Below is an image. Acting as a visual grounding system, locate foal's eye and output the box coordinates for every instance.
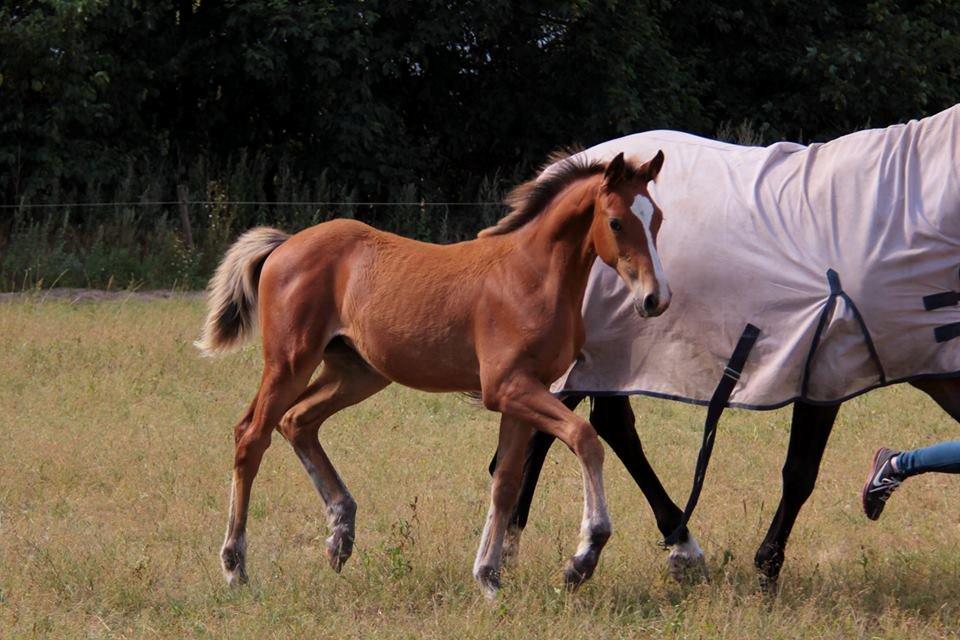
[609,218,623,232]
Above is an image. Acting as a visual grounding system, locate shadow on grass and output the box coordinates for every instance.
[588,547,960,627]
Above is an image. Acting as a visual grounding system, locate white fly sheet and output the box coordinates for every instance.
[551,105,960,408]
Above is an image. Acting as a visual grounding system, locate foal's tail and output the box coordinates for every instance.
[195,227,290,356]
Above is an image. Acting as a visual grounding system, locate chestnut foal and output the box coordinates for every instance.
[196,151,670,596]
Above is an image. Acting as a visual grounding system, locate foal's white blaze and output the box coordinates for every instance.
[630,192,655,227]
[629,194,669,298]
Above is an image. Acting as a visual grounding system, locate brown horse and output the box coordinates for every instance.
[196,150,669,596]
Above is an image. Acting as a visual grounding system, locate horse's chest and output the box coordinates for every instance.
[524,303,585,382]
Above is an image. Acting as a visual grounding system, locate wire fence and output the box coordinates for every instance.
[0,200,502,209]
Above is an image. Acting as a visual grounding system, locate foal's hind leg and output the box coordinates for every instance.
[222,366,313,586]
[278,341,390,572]
[473,418,533,597]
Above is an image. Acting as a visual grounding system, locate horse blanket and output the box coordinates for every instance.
[551,104,960,408]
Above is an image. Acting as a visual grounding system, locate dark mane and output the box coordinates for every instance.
[478,148,606,238]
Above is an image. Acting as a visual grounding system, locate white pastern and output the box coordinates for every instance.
[629,194,668,294]
[220,474,242,579]
[574,476,611,558]
[472,505,497,576]
[575,518,594,557]
[472,504,502,599]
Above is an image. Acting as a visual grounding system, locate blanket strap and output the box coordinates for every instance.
[923,265,960,311]
[923,291,959,311]
[925,266,960,341]
[663,323,760,547]
[934,322,960,343]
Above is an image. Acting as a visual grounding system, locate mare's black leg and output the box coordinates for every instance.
[588,396,685,540]
[911,377,960,420]
[590,395,705,580]
[754,400,839,590]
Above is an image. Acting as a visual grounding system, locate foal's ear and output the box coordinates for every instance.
[603,152,627,188]
[644,150,665,182]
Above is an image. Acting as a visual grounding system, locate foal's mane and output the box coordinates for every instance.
[479,149,614,238]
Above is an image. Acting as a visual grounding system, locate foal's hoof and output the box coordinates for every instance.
[325,530,354,573]
[563,551,599,590]
[220,547,248,587]
[474,565,501,600]
[667,537,707,584]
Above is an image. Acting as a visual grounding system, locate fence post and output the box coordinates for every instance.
[177,184,194,249]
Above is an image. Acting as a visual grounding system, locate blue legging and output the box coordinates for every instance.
[897,440,960,477]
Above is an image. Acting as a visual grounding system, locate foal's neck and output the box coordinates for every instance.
[515,176,601,301]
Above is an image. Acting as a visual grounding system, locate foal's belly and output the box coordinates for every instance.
[343,328,482,392]
[338,289,483,392]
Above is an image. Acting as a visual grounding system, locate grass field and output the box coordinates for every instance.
[3,297,960,638]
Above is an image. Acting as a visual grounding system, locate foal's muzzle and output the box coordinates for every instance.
[634,289,671,318]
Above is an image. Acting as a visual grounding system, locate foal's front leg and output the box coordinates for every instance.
[483,376,612,590]
[491,396,581,567]
[492,395,703,581]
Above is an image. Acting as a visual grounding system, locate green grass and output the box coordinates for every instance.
[2,298,960,638]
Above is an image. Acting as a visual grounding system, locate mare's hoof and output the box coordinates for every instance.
[475,565,501,600]
[667,553,707,584]
[758,572,779,596]
[754,545,783,596]
[666,538,707,584]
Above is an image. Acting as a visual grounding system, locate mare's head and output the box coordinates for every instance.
[591,151,670,317]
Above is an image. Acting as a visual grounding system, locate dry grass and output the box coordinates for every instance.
[2,298,960,638]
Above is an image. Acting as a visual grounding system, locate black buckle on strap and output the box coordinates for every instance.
[722,366,741,381]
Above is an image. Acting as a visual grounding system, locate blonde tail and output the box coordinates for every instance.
[194,227,290,356]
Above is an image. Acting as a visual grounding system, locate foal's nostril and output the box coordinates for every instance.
[643,293,659,315]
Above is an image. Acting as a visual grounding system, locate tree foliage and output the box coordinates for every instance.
[2,0,960,215]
